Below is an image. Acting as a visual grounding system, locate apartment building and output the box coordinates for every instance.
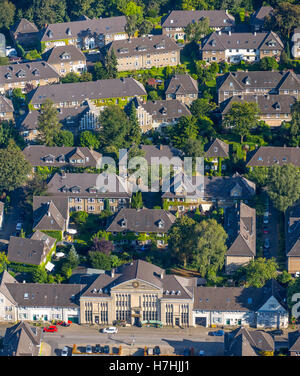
[285,203,300,275]
[40,16,128,51]
[250,6,274,32]
[165,74,198,105]
[45,45,87,76]
[162,10,235,41]
[292,28,300,59]
[201,31,283,64]
[10,18,40,49]
[247,146,300,168]
[0,61,60,95]
[107,35,180,72]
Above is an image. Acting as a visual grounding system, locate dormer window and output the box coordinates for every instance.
[155,43,165,50]
[137,45,147,52]
[43,154,55,163]
[71,186,81,193]
[47,30,53,38]
[61,53,70,60]
[17,70,26,78]
[57,155,65,163]
[158,219,164,228]
[5,72,12,79]
[229,82,233,88]
[118,48,129,54]
[121,219,127,228]
[24,293,29,299]
[66,28,72,36]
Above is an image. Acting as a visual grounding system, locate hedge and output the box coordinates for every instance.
[41,230,62,241]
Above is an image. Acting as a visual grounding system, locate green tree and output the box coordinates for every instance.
[80,71,93,82]
[93,61,107,80]
[105,49,118,79]
[79,130,100,149]
[89,251,112,270]
[53,130,74,147]
[168,115,198,150]
[0,140,31,193]
[265,3,300,40]
[277,270,293,285]
[223,102,259,143]
[131,191,143,209]
[125,14,139,38]
[127,101,141,146]
[139,19,153,35]
[11,88,25,111]
[0,1,15,28]
[32,266,48,283]
[266,164,300,212]
[67,245,79,269]
[0,252,9,273]
[72,210,88,225]
[37,99,62,146]
[190,98,216,119]
[61,72,80,83]
[243,258,278,288]
[259,57,279,71]
[245,167,269,188]
[61,263,72,279]
[185,17,210,42]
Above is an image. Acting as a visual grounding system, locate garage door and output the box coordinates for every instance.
[195,317,207,326]
[68,316,79,323]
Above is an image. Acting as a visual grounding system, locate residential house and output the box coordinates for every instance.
[0,33,6,57]
[138,144,183,166]
[247,146,300,169]
[7,231,56,267]
[28,77,147,110]
[193,279,288,328]
[289,330,300,356]
[201,31,284,64]
[9,18,40,49]
[165,74,198,105]
[3,321,42,356]
[106,208,176,248]
[0,95,14,121]
[224,327,274,356]
[162,172,256,213]
[32,197,69,235]
[0,271,17,322]
[162,10,235,42]
[292,28,300,59]
[44,45,87,76]
[23,145,102,169]
[220,94,296,127]
[0,201,4,229]
[225,202,256,273]
[285,203,300,275]
[134,98,191,132]
[40,16,128,51]
[217,70,300,104]
[204,138,230,172]
[46,172,131,213]
[0,61,60,95]
[250,6,274,32]
[106,35,180,72]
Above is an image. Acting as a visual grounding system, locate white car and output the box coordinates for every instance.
[86,345,92,354]
[102,327,118,334]
[16,223,22,231]
[61,346,68,356]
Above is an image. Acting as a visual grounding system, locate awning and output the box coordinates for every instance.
[45,261,55,272]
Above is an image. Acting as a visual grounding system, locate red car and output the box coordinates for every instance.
[263,227,269,234]
[43,325,57,333]
[55,321,64,326]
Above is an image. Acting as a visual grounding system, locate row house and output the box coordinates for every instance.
[201,31,283,64]
[292,28,300,59]
[23,145,102,169]
[28,77,147,110]
[165,74,198,106]
[106,208,176,248]
[46,172,131,214]
[9,18,40,49]
[106,35,180,72]
[285,203,300,275]
[225,202,256,274]
[0,95,14,121]
[40,16,128,51]
[250,6,274,32]
[161,10,235,42]
[44,45,87,76]
[289,330,300,356]
[247,146,300,169]
[217,70,300,104]
[220,94,297,127]
[0,61,60,95]
[134,97,191,132]
[204,138,230,172]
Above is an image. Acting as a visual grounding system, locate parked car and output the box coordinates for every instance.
[183,348,190,356]
[264,238,270,249]
[43,325,57,333]
[209,330,224,336]
[102,345,109,354]
[61,322,70,327]
[16,222,22,231]
[102,327,118,334]
[198,350,205,356]
[154,346,161,355]
[86,345,92,354]
[61,346,69,356]
[55,321,64,326]
[147,347,154,355]
[263,226,269,234]
[94,344,101,353]
[263,213,269,224]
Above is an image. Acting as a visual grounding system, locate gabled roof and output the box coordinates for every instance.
[3,321,42,356]
[247,146,300,167]
[137,99,191,121]
[289,330,300,352]
[285,203,300,257]
[106,208,176,233]
[0,270,17,305]
[165,74,198,96]
[45,45,86,64]
[204,138,229,158]
[10,18,39,34]
[250,6,274,27]
[0,95,13,112]
[33,200,66,232]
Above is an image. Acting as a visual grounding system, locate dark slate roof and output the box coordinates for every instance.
[0,271,18,305]
[138,99,191,121]
[33,199,67,232]
[285,203,300,257]
[47,172,131,198]
[44,45,86,64]
[162,10,235,29]
[29,77,147,105]
[106,208,176,233]
[165,74,198,96]
[23,145,102,168]
[139,144,183,165]
[247,146,300,167]
[202,31,283,52]
[7,231,56,265]
[225,327,274,356]
[81,259,196,299]
[10,18,39,34]
[33,196,69,221]
[288,330,300,352]
[3,321,42,356]
[220,94,296,116]
[108,35,180,58]
[5,282,86,307]
[41,16,127,42]
[225,202,256,257]
[0,61,59,85]
[204,138,229,158]
[250,6,274,27]
[0,95,13,112]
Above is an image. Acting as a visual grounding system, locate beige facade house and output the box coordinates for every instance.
[10,18,40,49]
[292,28,300,59]
[107,35,180,72]
[286,203,300,275]
[0,95,14,121]
[45,45,87,76]
[165,74,198,105]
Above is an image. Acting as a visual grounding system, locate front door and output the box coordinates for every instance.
[134,317,140,326]
[175,318,180,326]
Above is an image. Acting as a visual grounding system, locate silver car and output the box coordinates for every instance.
[61,346,68,356]
[86,345,92,354]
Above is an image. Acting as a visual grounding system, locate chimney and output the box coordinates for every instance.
[159,144,163,150]
[228,31,231,36]
[111,268,115,278]
[160,272,164,279]
[254,32,256,36]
